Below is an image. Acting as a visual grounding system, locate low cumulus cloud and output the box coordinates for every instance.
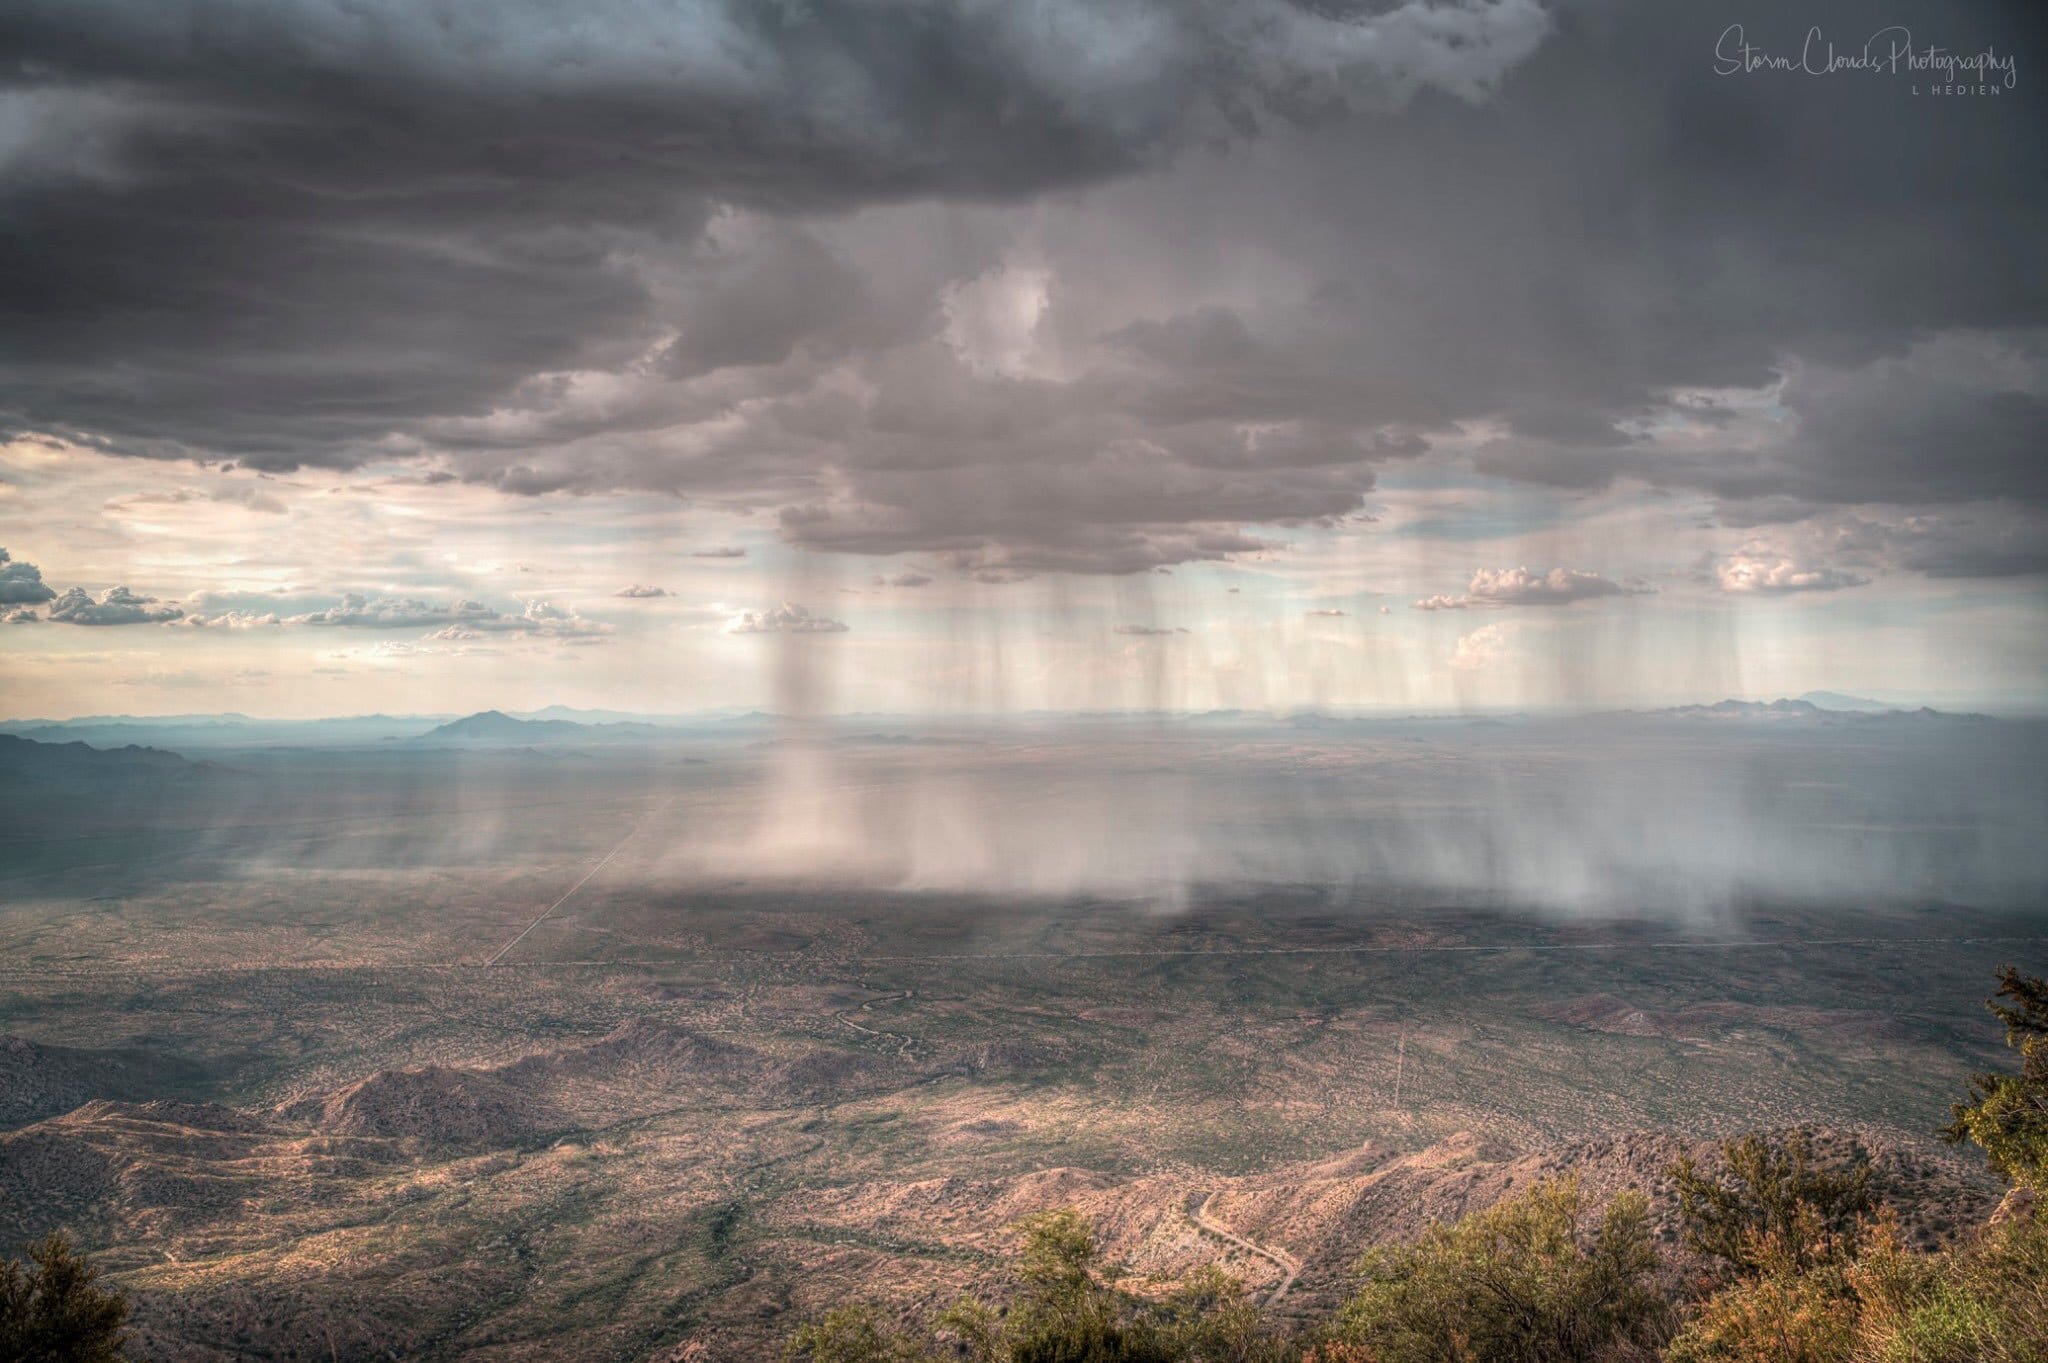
[1415,567,1645,611]
[1113,624,1187,636]
[0,549,57,605]
[503,600,612,639]
[290,595,504,629]
[689,547,748,559]
[1451,620,1522,671]
[614,584,670,598]
[175,610,283,629]
[288,592,610,638]
[1715,555,1868,595]
[46,585,184,625]
[724,603,848,634]
[103,485,288,515]
[1306,608,1347,617]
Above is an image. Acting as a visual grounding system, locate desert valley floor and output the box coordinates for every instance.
[3,716,2043,1360]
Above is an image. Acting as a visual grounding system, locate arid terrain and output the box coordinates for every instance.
[2,711,2043,1360]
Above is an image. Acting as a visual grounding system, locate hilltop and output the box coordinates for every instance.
[0,732,199,780]
[415,709,662,743]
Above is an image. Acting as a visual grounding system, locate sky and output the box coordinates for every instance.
[1,0,2044,718]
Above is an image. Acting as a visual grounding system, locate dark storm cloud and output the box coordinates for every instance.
[1474,335,2048,509]
[45,585,184,625]
[0,549,57,605]
[1885,522,2048,581]
[1,0,2044,575]
[0,0,1546,464]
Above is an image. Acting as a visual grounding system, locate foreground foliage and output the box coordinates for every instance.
[788,969,2048,1363]
[1326,1175,1671,1363]
[0,1235,132,1363]
[1667,1203,2047,1363]
[1943,965,2048,1193]
[1670,1131,1874,1278]
[782,1208,1291,1363]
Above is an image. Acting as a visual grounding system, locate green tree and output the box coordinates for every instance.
[0,1235,132,1363]
[782,1304,935,1363]
[783,1208,1257,1363]
[1942,966,2048,1192]
[1004,1209,1178,1363]
[1157,1266,1290,1363]
[1325,1174,1671,1363]
[1670,1131,1874,1277]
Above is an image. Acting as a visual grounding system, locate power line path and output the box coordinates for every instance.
[483,795,675,966]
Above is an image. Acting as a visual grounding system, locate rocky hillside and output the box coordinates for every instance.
[0,1035,207,1128]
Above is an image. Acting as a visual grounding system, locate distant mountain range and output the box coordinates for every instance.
[1630,698,1984,722]
[0,732,201,780]
[0,697,2016,756]
[0,705,772,749]
[415,710,663,743]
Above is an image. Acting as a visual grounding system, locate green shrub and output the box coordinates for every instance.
[1325,1175,1671,1363]
[0,1235,133,1363]
[1670,1131,1874,1277]
[782,1304,936,1363]
[783,1209,1291,1363]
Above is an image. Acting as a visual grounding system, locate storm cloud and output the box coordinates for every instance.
[46,585,183,625]
[0,550,57,606]
[0,0,2042,576]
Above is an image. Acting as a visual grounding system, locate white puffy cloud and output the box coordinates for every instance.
[1450,620,1522,671]
[724,602,848,634]
[290,594,503,629]
[1715,555,1868,595]
[1415,567,1646,611]
[506,600,611,639]
[614,584,670,598]
[286,592,610,638]
[174,609,283,629]
[46,585,183,625]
